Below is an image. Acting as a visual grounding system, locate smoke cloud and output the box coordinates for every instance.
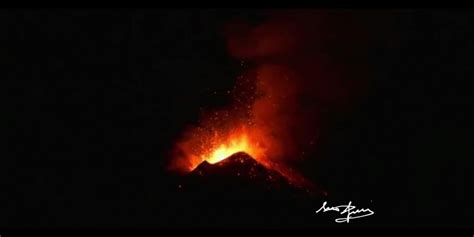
[225,10,373,166]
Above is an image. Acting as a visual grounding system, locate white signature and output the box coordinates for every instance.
[315,201,374,223]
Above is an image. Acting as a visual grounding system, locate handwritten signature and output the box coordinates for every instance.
[315,201,374,223]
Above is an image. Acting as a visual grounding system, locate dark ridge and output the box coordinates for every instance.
[182,152,316,200]
[167,152,331,227]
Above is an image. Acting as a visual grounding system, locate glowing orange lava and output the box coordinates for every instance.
[172,121,312,188]
[204,133,253,164]
[182,125,267,171]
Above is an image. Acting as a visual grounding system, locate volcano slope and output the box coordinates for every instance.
[168,152,332,227]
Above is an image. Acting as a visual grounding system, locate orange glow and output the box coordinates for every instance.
[177,124,268,171]
[170,120,311,187]
[205,133,253,164]
[169,66,313,187]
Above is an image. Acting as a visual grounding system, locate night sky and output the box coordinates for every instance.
[3,9,473,228]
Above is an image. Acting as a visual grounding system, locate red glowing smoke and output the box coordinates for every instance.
[224,10,371,166]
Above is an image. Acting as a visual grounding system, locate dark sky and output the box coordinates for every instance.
[3,9,473,228]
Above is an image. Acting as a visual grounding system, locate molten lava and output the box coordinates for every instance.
[181,125,268,172]
[204,133,253,164]
[172,120,313,189]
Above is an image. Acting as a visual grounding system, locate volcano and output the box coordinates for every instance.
[170,152,329,227]
[178,152,321,201]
